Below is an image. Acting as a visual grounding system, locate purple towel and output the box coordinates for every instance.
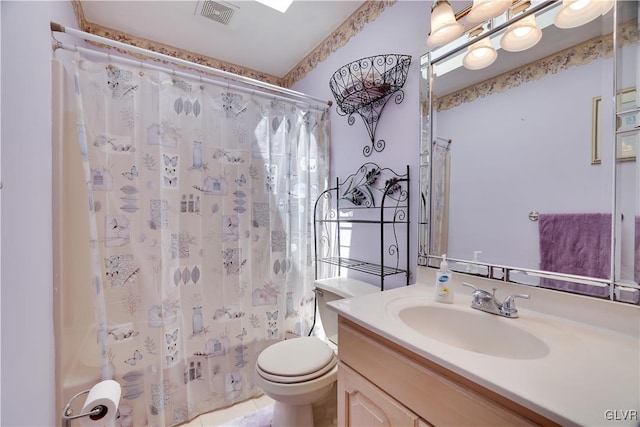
[538,213,611,297]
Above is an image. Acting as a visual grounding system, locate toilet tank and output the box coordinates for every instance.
[314,277,377,344]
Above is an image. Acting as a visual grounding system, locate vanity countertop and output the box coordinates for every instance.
[328,283,640,426]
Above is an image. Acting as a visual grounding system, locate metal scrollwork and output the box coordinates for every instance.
[329,54,412,157]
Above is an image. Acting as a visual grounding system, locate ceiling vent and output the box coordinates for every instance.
[198,0,236,25]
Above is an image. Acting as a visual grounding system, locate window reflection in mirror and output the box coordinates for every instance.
[419,0,639,304]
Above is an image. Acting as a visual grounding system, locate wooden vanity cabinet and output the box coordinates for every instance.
[339,362,428,427]
[337,317,558,427]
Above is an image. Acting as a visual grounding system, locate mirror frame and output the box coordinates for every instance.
[418,0,639,304]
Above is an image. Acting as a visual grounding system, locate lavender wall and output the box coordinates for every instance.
[438,58,614,269]
[292,1,431,287]
[1,1,78,425]
[0,1,630,425]
[436,46,637,279]
[293,1,637,285]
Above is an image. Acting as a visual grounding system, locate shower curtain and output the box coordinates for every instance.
[71,52,330,426]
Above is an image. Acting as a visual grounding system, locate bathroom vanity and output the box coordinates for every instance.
[337,319,550,426]
[328,269,640,426]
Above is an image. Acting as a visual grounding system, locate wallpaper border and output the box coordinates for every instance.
[280,0,396,88]
[71,0,396,89]
[435,20,639,112]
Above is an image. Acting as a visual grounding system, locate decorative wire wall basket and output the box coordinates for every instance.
[329,54,411,156]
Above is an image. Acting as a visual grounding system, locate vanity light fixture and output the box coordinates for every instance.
[500,1,542,52]
[463,28,498,70]
[427,0,464,48]
[466,0,513,24]
[554,0,613,29]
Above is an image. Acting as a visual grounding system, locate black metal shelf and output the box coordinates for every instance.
[314,162,410,291]
[317,257,408,277]
[319,219,408,225]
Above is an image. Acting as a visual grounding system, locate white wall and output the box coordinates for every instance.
[292,0,431,287]
[1,2,78,425]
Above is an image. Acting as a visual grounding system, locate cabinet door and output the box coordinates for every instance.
[338,362,425,427]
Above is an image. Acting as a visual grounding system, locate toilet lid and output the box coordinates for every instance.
[257,337,336,380]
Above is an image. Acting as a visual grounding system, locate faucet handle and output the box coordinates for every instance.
[462,282,479,291]
[462,282,495,307]
[502,293,530,315]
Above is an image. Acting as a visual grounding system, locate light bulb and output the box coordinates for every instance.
[463,37,497,70]
[467,0,512,24]
[569,0,591,12]
[501,14,542,52]
[427,0,464,48]
[554,0,605,29]
[513,26,532,38]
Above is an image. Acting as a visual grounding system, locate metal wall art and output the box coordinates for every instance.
[329,54,411,157]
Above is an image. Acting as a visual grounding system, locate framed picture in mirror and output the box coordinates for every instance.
[592,87,637,164]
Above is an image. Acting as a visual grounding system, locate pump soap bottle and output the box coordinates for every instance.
[434,254,454,303]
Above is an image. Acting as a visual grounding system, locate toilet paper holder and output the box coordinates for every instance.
[61,389,110,427]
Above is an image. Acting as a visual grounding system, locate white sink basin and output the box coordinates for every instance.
[395,304,549,360]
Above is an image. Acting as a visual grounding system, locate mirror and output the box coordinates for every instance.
[419,1,639,303]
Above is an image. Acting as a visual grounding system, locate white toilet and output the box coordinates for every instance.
[255,277,377,427]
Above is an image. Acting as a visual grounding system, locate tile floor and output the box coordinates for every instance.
[178,389,338,427]
[179,394,274,427]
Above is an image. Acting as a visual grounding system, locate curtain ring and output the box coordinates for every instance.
[139,61,144,77]
[199,76,204,90]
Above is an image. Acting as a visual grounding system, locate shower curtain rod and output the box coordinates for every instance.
[50,21,332,110]
[54,42,329,112]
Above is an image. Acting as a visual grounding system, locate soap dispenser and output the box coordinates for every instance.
[434,254,454,304]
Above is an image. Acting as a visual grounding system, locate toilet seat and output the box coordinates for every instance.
[256,337,337,384]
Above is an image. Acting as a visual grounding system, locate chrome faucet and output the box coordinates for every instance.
[462,282,530,318]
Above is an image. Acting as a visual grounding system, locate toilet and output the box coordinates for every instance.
[255,277,378,426]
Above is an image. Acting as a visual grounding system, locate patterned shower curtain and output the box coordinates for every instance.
[71,53,330,426]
